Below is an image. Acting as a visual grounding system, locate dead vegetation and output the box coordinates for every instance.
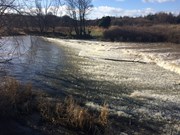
[103,25,180,43]
[0,77,109,134]
[38,95,109,134]
[0,77,33,117]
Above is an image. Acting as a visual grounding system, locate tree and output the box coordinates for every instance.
[0,0,18,15]
[22,0,62,33]
[0,0,19,34]
[98,16,111,28]
[65,0,93,38]
[0,0,24,63]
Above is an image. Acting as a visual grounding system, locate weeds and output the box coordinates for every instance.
[38,95,109,134]
[0,77,109,134]
[99,103,109,126]
[0,77,33,116]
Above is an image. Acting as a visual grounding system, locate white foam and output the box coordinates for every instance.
[122,49,180,75]
[46,38,180,75]
[130,90,180,103]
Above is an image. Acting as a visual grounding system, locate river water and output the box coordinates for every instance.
[0,36,180,134]
[0,36,73,96]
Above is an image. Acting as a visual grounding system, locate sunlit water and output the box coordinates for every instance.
[0,36,72,96]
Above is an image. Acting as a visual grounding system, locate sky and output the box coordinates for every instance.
[88,0,180,19]
[17,0,180,19]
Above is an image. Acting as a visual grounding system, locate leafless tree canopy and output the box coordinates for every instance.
[65,0,93,37]
[0,0,18,31]
[22,0,62,33]
[0,0,17,14]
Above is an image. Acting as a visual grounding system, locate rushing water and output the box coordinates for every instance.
[0,36,180,134]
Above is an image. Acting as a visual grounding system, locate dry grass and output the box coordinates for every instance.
[99,103,109,126]
[88,26,104,38]
[0,77,109,134]
[38,95,109,134]
[0,77,33,117]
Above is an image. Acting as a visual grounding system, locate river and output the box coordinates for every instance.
[0,36,180,134]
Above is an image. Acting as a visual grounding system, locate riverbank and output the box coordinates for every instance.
[47,37,180,134]
[0,77,109,135]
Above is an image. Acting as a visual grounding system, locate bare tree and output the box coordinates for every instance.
[0,0,17,15]
[22,0,62,33]
[0,0,19,35]
[65,0,93,37]
[0,0,29,63]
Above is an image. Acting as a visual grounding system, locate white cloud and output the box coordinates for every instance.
[49,5,156,19]
[89,6,155,19]
[142,0,176,3]
[22,5,176,19]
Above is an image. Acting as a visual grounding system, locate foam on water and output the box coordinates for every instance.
[122,49,180,75]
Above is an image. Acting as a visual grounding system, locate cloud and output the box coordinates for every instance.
[53,5,156,19]
[142,0,176,3]
[89,6,155,19]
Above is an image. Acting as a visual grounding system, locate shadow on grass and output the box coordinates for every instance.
[0,77,110,135]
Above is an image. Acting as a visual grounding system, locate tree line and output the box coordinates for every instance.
[0,0,180,38]
[0,0,93,38]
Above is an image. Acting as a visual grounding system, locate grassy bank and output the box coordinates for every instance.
[0,77,109,135]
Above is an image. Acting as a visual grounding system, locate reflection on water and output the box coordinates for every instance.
[0,36,69,95]
[0,36,131,101]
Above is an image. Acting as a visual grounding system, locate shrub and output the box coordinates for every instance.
[103,26,167,42]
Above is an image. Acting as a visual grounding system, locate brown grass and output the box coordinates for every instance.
[38,95,109,134]
[0,77,109,134]
[0,77,33,116]
[99,103,109,126]
[88,26,104,38]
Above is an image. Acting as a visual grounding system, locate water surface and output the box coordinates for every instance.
[1,36,180,134]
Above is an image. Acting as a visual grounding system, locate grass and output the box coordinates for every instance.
[0,77,33,117]
[87,26,104,39]
[38,95,109,134]
[0,77,109,134]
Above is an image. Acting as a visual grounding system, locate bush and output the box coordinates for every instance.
[103,26,166,42]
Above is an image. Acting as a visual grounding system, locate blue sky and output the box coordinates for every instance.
[89,0,180,18]
[20,0,180,19]
[93,0,179,11]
